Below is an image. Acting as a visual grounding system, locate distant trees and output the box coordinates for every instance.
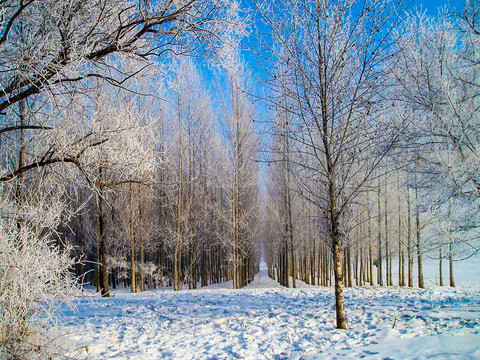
[392,3,480,286]
[219,64,260,288]
[165,57,212,291]
[163,56,236,291]
[264,101,299,288]
[217,6,261,288]
[59,1,261,296]
[65,45,260,297]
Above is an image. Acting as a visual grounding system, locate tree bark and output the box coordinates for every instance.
[174,112,184,291]
[415,188,424,289]
[367,192,374,285]
[398,176,404,286]
[439,248,443,286]
[129,183,136,293]
[378,182,383,286]
[449,246,455,287]
[347,247,352,288]
[97,171,110,297]
[329,172,347,329]
[333,238,347,329]
[384,184,390,286]
[407,188,413,287]
[15,100,26,249]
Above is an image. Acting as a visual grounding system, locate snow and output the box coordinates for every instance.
[60,262,480,359]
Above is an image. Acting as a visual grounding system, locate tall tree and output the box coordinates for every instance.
[257,0,405,329]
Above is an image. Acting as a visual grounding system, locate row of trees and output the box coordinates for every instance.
[259,0,480,330]
[265,170,454,289]
[68,53,261,296]
[0,0,262,358]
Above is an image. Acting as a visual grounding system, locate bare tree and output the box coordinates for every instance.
[256,0,405,329]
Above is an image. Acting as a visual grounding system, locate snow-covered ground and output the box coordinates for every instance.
[60,259,480,359]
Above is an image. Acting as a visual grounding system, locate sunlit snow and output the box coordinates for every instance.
[60,257,480,359]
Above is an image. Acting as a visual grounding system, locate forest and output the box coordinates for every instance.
[1,0,479,358]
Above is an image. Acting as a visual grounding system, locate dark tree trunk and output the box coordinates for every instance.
[97,171,110,298]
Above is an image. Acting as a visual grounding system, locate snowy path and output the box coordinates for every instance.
[61,270,480,359]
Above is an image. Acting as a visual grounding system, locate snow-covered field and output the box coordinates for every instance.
[60,259,480,359]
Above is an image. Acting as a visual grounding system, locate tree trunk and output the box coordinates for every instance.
[449,246,455,287]
[329,175,347,329]
[333,238,347,329]
[95,245,100,292]
[415,188,424,289]
[310,235,316,285]
[284,244,289,287]
[139,205,145,292]
[377,182,383,286]
[400,250,405,286]
[285,157,296,288]
[276,255,280,283]
[174,110,184,292]
[397,176,404,286]
[129,183,136,293]
[439,248,443,286]
[347,247,352,288]
[99,229,109,297]
[384,185,390,286]
[359,247,363,286]
[407,188,413,287]
[368,209,374,285]
[98,180,110,297]
[140,239,145,292]
[290,246,296,288]
[15,100,26,248]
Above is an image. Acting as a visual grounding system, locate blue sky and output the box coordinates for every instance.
[417,0,464,15]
